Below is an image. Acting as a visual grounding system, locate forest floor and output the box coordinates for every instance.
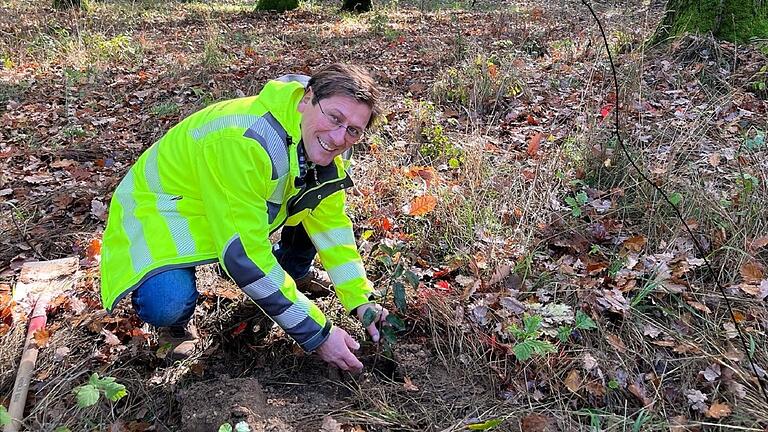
[1,0,768,430]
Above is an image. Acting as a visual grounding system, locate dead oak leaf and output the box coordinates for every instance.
[404,194,437,216]
[740,260,764,283]
[705,401,732,419]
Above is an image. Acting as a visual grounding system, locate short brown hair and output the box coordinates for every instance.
[308,63,382,128]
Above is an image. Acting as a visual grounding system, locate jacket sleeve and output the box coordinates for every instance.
[197,135,331,352]
[301,188,374,314]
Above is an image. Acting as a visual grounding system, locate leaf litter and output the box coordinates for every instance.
[1,0,767,430]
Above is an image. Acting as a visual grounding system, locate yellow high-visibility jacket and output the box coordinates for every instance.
[100,79,373,351]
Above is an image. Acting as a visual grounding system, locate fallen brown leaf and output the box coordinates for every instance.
[403,376,419,392]
[705,401,732,419]
[564,369,581,393]
[520,413,556,432]
[527,132,543,157]
[605,333,627,353]
[740,260,764,283]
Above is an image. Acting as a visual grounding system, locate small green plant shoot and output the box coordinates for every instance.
[565,191,588,217]
[0,405,11,426]
[72,373,127,408]
[507,315,556,361]
[218,421,251,432]
[369,241,417,347]
[557,310,598,342]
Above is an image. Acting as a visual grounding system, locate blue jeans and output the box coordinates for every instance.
[132,224,316,327]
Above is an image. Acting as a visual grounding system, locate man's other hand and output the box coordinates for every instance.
[315,326,363,372]
[355,303,389,343]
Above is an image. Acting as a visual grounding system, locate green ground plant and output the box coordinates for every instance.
[432,53,522,115]
[507,315,555,361]
[364,242,412,352]
[72,373,127,408]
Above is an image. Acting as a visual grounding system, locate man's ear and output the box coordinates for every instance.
[298,88,313,113]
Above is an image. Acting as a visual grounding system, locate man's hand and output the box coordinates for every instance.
[355,302,389,343]
[315,326,363,372]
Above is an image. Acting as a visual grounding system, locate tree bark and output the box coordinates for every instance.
[655,0,768,42]
[341,0,372,13]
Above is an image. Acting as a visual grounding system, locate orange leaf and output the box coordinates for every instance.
[740,261,764,283]
[705,401,732,419]
[86,238,102,259]
[406,195,437,216]
[527,132,543,157]
[33,328,51,348]
[487,63,498,80]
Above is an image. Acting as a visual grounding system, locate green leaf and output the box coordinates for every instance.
[217,424,233,432]
[467,418,503,430]
[745,133,765,150]
[565,196,577,207]
[377,255,393,267]
[0,405,11,426]
[53,427,71,432]
[576,191,588,205]
[74,384,100,408]
[361,229,374,241]
[608,379,620,390]
[393,281,407,312]
[448,157,460,169]
[379,244,396,257]
[522,315,543,337]
[574,310,597,331]
[87,372,103,386]
[557,326,572,342]
[528,339,555,355]
[381,326,397,345]
[668,192,682,206]
[393,263,404,279]
[234,421,251,432]
[404,270,420,288]
[513,340,534,361]
[385,314,406,331]
[362,308,377,327]
[102,381,127,402]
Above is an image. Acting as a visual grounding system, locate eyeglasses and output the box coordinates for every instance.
[317,100,364,141]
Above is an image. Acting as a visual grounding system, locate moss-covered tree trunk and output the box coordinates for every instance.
[341,0,372,13]
[655,0,768,42]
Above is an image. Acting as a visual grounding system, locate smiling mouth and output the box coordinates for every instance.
[318,138,335,152]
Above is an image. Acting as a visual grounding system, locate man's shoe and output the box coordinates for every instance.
[295,267,333,299]
[157,323,199,360]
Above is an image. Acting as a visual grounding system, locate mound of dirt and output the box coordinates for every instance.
[179,375,294,432]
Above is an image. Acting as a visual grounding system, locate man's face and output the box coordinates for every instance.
[297,89,372,166]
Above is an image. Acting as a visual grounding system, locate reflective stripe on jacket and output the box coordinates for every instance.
[100,79,373,351]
